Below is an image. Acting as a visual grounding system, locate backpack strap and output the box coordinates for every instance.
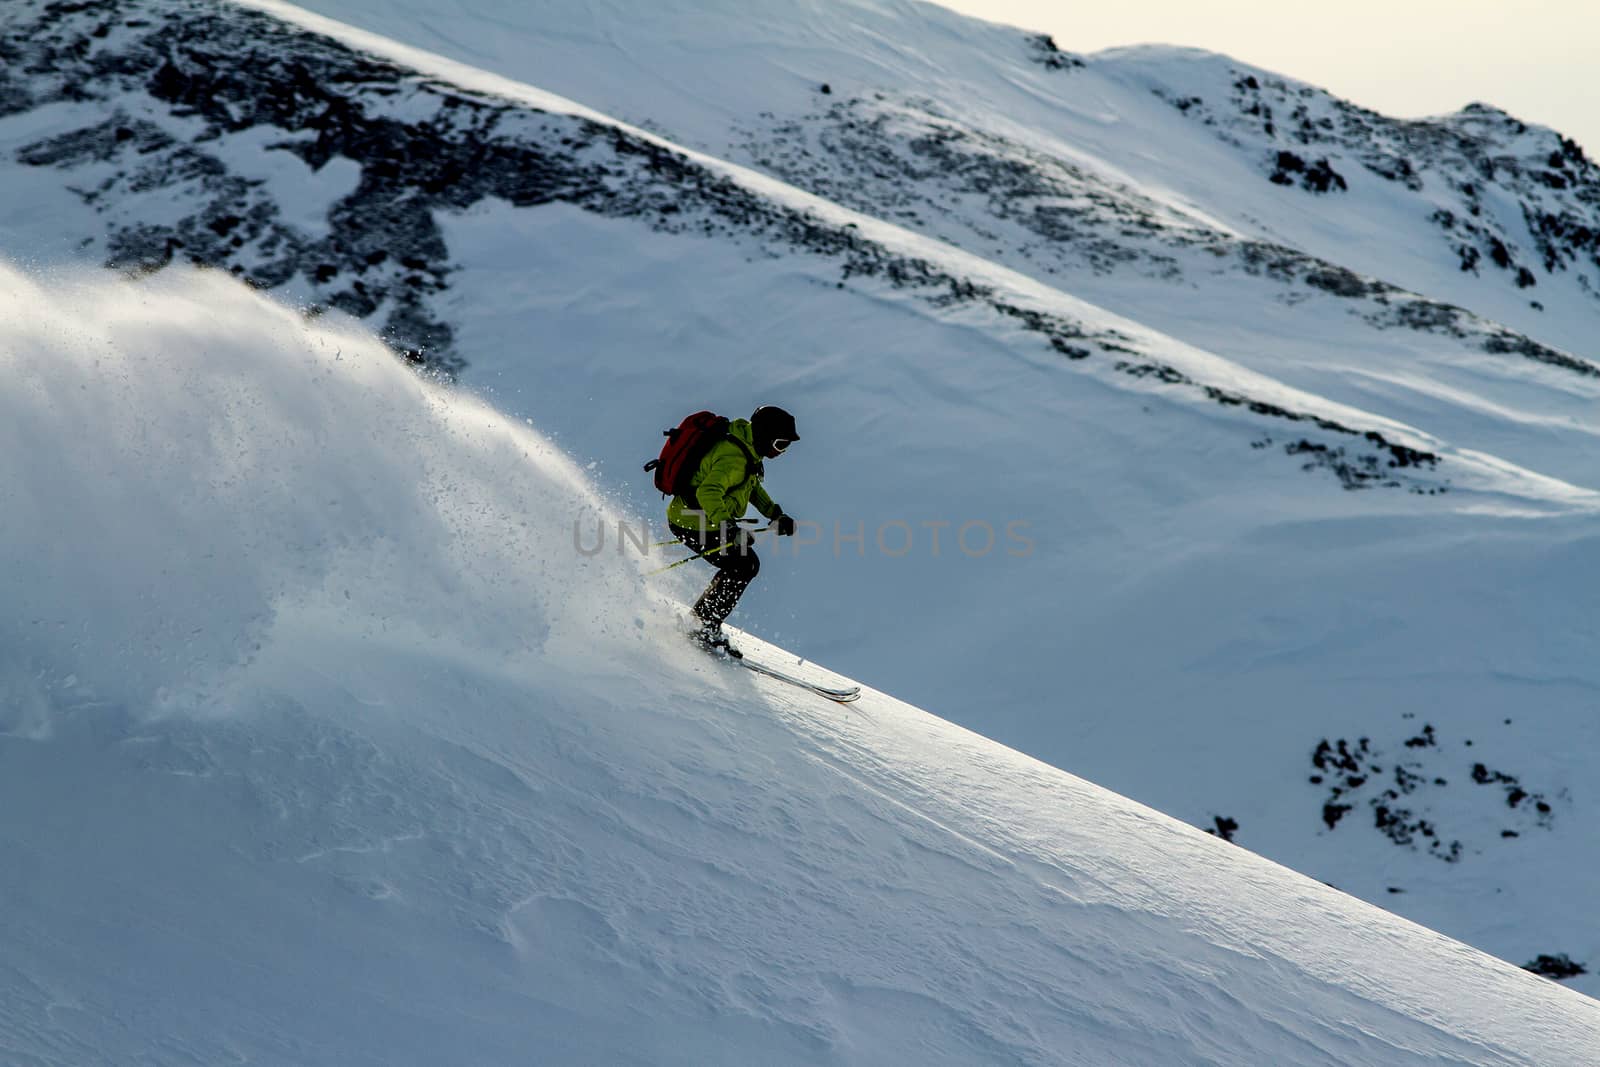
[643,428,676,473]
[726,433,764,480]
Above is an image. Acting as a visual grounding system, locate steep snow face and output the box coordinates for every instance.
[3,260,1600,1065]
[4,0,1600,1000]
[0,261,658,720]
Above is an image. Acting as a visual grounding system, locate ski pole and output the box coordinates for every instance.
[649,525,773,574]
[651,517,766,548]
[649,544,734,574]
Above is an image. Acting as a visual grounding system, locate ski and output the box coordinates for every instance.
[686,626,861,703]
[736,656,861,703]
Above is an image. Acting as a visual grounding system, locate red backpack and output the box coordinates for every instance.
[644,411,733,498]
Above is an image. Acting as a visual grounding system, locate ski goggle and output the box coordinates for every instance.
[771,438,792,454]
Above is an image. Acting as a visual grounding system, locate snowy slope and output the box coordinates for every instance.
[270,0,1600,355]
[3,261,1600,1065]
[3,0,1600,1002]
[270,0,1600,489]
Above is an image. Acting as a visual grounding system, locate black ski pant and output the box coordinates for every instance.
[670,522,760,625]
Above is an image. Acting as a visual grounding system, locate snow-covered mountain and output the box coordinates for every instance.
[5,257,1600,1065]
[4,0,1600,1041]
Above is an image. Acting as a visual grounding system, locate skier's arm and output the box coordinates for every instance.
[750,481,782,521]
[693,450,748,526]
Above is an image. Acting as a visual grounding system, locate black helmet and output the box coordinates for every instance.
[750,405,800,456]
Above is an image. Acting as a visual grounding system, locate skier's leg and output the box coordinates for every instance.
[694,545,760,623]
[670,524,759,625]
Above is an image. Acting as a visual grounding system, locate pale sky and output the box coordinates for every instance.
[937,0,1600,156]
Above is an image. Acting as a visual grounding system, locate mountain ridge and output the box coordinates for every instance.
[6,0,1595,502]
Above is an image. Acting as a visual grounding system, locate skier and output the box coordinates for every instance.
[666,405,800,655]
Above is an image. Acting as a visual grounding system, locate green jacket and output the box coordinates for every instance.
[666,418,783,529]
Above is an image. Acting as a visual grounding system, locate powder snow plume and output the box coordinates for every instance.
[0,259,679,731]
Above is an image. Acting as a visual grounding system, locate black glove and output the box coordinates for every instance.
[774,513,797,537]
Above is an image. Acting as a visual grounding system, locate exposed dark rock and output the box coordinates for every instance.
[1310,726,1556,861]
[1404,725,1436,748]
[16,114,172,165]
[1027,34,1083,72]
[1284,438,1438,491]
[1487,236,1514,270]
[1156,60,1600,316]
[1470,762,1554,822]
[1524,954,1587,981]
[1269,151,1348,193]
[1304,267,1369,297]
